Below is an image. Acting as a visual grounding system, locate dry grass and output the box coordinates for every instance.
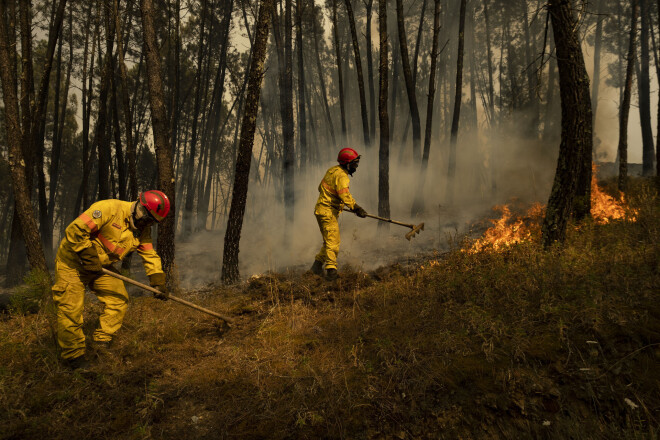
[1,178,659,439]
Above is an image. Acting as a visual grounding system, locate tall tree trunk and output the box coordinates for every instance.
[654,0,660,176]
[296,0,307,167]
[283,0,295,237]
[0,0,49,277]
[170,0,181,178]
[542,0,594,246]
[590,0,603,149]
[378,0,390,222]
[445,0,466,206]
[140,0,177,282]
[344,0,370,147]
[396,0,421,161]
[638,0,654,175]
[411,0,440,215]
[618,0,639,192]
[331,0,347,138]
[484,0,495,124]
[312,12,336,147]
[97,0,116,200]
[113,0,137,199]
[221,0,275,283]
[365,0,376,142]
[183,0,207,235]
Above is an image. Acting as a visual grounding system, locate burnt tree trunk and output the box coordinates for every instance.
[395,0,421,161]
[283,0,295,237]
[445,0,466,206]
[331,0,347,138]
[590,0,603,145]
[344,0,370,147]
[638,0,654,176]
[366,0,376,141]
[618,0,639,192]
[296,0,307,166]
[221,0,275,283]
[312,12,336,147]
[140,0,177,282]
[542,0,594,247]
[378,0,390,222]
[411,0,440,216]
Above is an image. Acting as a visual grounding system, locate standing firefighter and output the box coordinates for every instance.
[52,190,171,370]
[311,148,368,280]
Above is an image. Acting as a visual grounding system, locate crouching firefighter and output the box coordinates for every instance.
[52,190,171,370]
[310,148,368,280]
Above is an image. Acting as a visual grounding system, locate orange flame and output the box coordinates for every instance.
[468,164,637,253]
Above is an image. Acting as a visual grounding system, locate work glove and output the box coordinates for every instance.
[149,273,169,301]
[353,204,368,218]
[78,246,103,274]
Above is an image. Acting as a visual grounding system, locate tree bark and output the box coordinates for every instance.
[221,0,275,283]
[638,0,654,176]
[331,0,347,138]
[484,0,495,124]
[378,0,390,222]
[395,0,421,161]
[140,0,177,282]
[590,0,603,147]
[0,0,49,276]
[445,0,466,206]
[618,0,639,192]
[344,0,370,147]
[283,0,295,237]
[312,12,336,147]
[411,0,440,216]
[365,0,376,141]
[296,0,307,166]
[542,0,594,247]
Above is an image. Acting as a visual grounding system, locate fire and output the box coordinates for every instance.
[468,164,637,253]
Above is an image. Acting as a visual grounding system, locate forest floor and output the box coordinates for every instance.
[0,177,659,440]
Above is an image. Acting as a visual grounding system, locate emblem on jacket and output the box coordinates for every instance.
[92,210,102,219]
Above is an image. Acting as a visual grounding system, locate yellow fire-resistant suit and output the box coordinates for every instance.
[52,199,164,359]
[314,165,358,270]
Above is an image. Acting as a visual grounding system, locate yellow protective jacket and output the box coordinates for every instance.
[56,199,164,276]
[314,165,357,214]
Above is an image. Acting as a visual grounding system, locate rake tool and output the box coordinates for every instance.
[101,268,234,325]
[344,209,425,240]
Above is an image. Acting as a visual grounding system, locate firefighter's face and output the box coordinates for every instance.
[347,159,359,175]
[134,204,155,229]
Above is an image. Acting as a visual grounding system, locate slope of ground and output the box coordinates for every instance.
[1,178,658,439]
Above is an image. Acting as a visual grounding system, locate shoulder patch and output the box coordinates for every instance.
[92,210,102,219]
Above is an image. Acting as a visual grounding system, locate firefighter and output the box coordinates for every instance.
[311,148,368,280]
[52,190,171,370]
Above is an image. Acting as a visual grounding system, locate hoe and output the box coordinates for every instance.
[345,208,425,241]
[101,268,234,324]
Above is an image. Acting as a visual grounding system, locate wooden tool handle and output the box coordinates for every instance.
[343,208,415,229]
[101,268,234,324]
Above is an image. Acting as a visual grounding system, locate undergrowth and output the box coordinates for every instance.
[0,178,658,439]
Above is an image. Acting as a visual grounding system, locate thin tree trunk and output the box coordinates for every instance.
[283,0,295,237]
[296,0,307,166]
[331,0,347,138]
[344,0,370,147]
[365,0,376,142]
[590,0,603,149]
[542,0,594,246]
[378,0,390,222]
[484,0,495,124]
[618,0,639,192]
[638,0,654,175]
[445,0,466,206]
[396,0,421,161]
[312,12,336,147]
[140,0,177,282]
[411,0,440,216]
[0,0,49,277]
[221,0,275,283]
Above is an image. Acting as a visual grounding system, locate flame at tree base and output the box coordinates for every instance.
[467,165,638,253]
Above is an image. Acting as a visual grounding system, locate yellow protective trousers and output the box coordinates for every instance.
[51,257,129,359]
[314,208,341,270]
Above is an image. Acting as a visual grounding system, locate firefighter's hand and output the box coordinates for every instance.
[78,247,102,274]
[149,273,169,301]
[353,205,368,218]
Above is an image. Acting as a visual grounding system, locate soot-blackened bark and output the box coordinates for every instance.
[618,0,638,192]
[378,0,390,222]
[542,0,593,247]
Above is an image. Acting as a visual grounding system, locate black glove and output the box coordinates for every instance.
[353,204,368,218]
[149,273,169,301]
[78,246,102,274]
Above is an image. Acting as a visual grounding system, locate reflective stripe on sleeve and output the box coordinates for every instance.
[138,243,153,252]
[78,213,99,234]
[97,233,125,256]
[321,180,338,195]
[337,187,350,194]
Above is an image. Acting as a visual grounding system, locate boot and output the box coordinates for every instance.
[310,260,324,276]
[325,268,338,281]
[63,355,91,371]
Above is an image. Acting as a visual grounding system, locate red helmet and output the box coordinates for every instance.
[337,147,360,165]
[139,190,170,222]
